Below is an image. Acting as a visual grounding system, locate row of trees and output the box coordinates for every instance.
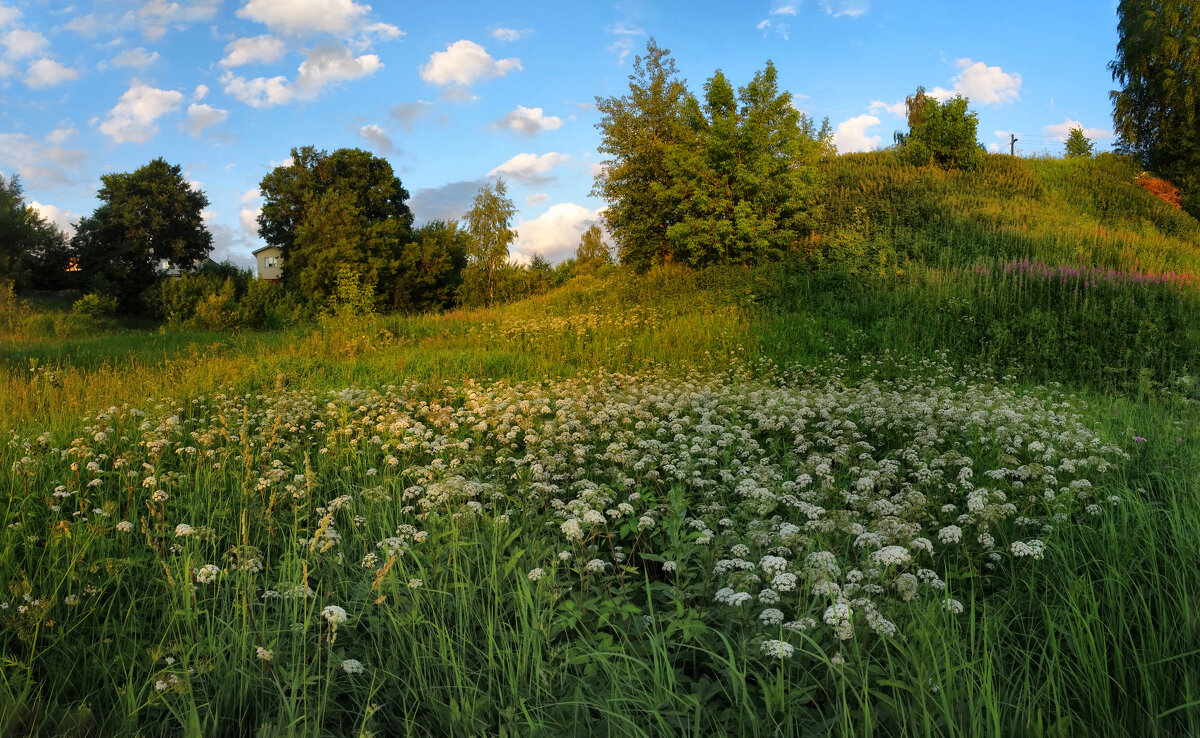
[2,150,614,317]
[593,40,834,271]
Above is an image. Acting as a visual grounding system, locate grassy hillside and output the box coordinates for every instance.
[2,154,1199,736]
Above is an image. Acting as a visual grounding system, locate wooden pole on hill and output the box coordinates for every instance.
[1010,133,1018,156]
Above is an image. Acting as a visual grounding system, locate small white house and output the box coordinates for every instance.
[253,245,283,281]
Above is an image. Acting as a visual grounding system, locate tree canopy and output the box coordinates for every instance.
[593,38,690,271]
[896,87,983,170]
[1,174,70,291]
[594,39,830,271]
[574,224,612,272]
[1065,127,1095,158]
[72,158,211,309]
[1110,0,1200,215]
[461,179,516,307]
[257,146,413,305]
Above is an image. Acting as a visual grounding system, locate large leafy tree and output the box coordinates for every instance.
[460,179,516,307]
[72,158,211,309]
[392,220,469,313]
[896,87,983,169]
[257,146,413,305]
[665,62,830,267]
[1,174,71,291]
[1110,0,1200,215]
[593,38,690,270]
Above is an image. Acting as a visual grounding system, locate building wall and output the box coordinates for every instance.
[255,247,283,281]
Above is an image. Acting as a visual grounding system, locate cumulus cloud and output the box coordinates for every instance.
[868,100,905,117]
[390,100,433,130]
[29,200,78,236]
[192,84,208,100]
[930,58,1021,106]
[408,178,488,224]
[110,46,160,69]
[220,35,287,67]
[185,103,228,136]
[129,0,220,41]
[222,43,380,107]
[420,40,521,92]
[2,28,46,57]
[1043,118,1112,141]
[239,188,262,237]
[358,123,393,152]
[512,202,605,264]
[99,79,184,144]
[832,114,882,153]
[492,105,562,136]
[0,5,20,27]
[26,58,79,88]
[0,131,87,189]
[488,152,569,184]
[237,0,369,36]
[526,192,548,206]
[492,27,531,42]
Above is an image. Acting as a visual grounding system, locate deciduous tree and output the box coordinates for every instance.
[573,224,612,272]
[461,179,516,307]
[72,158,211,310]
[1110,0,1200,215]
[1065,126,1095,158]
[593,38,689,270]
[897,87,983,170]
[257,146,413,305]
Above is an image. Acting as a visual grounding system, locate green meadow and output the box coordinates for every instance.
[2,153,1199,736]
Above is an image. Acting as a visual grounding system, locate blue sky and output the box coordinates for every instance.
[1,0,1121,267]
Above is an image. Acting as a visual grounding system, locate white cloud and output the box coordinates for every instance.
[238,0,369,37]
[192,84,208,101]
[492,27,531,42]
[0,131,87,188]
[832,114,882,153]
[0,59,11,77]
[45,127,77,145]
[26,58,79,88]
[526,192,548,206]
[29,201,77,235]
[2,28,46,58]
[419,40,521,90]
[222,43,380,107]
[186,103,228,136]
[868,100,905,117]
[931,58,1021,106]
[1043,118,1112,141]
[0,5,20,28]
[771,3,798,15]
[358,123,393,152]
[220,35,287,67]
[756,19,771,30]
[493,105,562,136]
[99,79,184,143]
[111,47,161,69]
[606,25,643,64]
[239,188,262,237]
[988,142,1000,152]
[488,152,569,184]
[512,202,605,264]
[819,0,869,17]
[390,100,432,130]
[130,0,220,41]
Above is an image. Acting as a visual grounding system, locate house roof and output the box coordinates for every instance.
[251,245,281,255]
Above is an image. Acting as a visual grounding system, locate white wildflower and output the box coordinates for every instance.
[760,639,794,659]
[342,658,364,674]
[195,564,220,584]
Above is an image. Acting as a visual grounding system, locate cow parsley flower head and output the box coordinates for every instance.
[870,546,911,567]
[116,521,133,533]
[195,564,220,584]
[759,608,784,626]
[321,605,348,625]
[527,567,545,581]
[761,639,794,659]
[174,523,194,537]
[342,658,364,674]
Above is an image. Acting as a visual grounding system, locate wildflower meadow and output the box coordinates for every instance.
[4,153,1200,736]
